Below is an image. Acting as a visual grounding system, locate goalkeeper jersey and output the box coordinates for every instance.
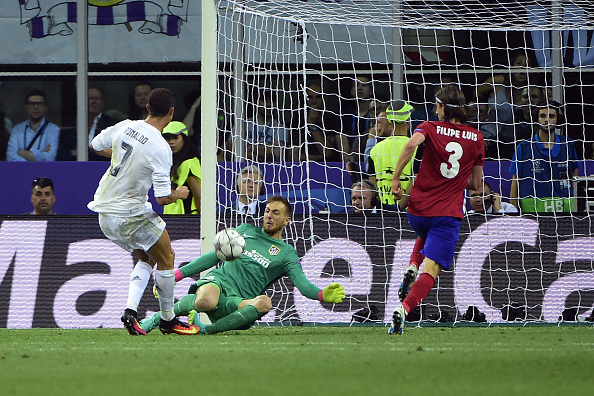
[182,223,320,300]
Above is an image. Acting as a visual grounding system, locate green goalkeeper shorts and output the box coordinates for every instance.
[188,276,244,322]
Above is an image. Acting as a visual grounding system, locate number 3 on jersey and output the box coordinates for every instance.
[440,141,463,179]
[110,141,133,177]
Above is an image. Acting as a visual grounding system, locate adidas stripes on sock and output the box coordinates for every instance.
[126,261,152,312]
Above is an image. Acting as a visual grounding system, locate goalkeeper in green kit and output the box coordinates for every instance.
[141,195,346,334]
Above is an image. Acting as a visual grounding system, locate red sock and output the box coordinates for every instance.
[410,238,425,268]
[402,272,435,313]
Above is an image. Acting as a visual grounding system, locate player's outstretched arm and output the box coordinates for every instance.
[175,250,221,281]
[318,283,346,303]
[286,256,346,303]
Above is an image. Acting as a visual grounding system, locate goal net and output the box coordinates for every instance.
[213,0,594,324]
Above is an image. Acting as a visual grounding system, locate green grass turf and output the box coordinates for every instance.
[0,325,593,396]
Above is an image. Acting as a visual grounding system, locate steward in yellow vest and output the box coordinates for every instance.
[368,101,415,210]
[162,121,202,214]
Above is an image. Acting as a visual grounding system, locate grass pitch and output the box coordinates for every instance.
[0,324,592,396]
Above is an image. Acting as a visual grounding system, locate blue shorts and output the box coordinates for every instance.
[406,214,461,270]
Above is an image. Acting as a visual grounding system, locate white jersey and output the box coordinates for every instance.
[88,119,172,217]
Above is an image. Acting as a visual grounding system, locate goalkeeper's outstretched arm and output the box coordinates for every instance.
[174,251,221,281]
[291,273,346,303]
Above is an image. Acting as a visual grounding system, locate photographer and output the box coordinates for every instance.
[468,181,517,214]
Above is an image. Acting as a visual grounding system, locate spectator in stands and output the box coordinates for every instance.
[361,100,389,168]
[245,90,288,162]
[295,83,349,162]
[342,76,375,162]
[545,87,554,103]
[513,86,543,142]
[345,100,389,183]
[181,89,202,148]
[476,52,531,159]
[162,121,201,215]
[0,106,9,161]
[30,177,56,215]
[181,87,230,160]
[407,84,438,131]
[367,101,415,211]
[220,165,267,218]
[57,86,120,161]
[467,96,495,139]
[0,96,13,135]
[467,181,518,214]
[128,81,153,120]
[6,89,60,161]
[350,179,381,214]
[510,100,578,213]
[86,87,119,161]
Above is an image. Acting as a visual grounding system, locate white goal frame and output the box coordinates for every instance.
[201,0,594,325]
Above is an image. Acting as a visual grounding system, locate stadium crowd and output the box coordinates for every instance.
[1,70,586,216]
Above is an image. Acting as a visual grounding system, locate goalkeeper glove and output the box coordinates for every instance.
[318,283,345,303]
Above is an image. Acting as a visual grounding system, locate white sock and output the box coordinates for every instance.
[155,269,175,321]
[125,261,152,312]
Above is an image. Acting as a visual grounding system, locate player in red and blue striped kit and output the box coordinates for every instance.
[389,85,485,334]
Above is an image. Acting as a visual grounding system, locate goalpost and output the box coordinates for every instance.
[204,0,594,324]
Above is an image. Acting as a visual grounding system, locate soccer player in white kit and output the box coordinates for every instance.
[88,88,199,335]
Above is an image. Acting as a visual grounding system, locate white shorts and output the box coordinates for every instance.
[98,209,166,253]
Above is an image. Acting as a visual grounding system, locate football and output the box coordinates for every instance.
[213,228,246,261]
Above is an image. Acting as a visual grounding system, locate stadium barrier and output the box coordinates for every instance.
[3,160,582,215]
[1,214,592,328]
